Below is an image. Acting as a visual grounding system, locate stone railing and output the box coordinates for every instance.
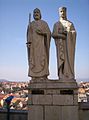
[0,109,27,120]
[79,102,89,120]
[0,102,89,120]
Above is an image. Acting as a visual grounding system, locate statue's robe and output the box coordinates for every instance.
[52,20,76,79]
[27,20,51,77]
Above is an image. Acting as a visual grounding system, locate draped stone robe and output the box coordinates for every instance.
[52,20,76,79]
[27,20,51,78]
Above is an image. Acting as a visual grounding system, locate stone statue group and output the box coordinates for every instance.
[26,7,76,80]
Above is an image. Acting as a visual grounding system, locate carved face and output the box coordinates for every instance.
[59,8,66,19]
[33,8,41,20]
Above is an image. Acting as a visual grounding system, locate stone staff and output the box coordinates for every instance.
[26,13,31,65]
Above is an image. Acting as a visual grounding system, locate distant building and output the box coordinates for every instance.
[78,85,87,102]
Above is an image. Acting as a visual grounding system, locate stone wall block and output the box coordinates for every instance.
[45,106,62,120]
[28,106,43,120]
[53,95,73,105]
[32,95,53,105]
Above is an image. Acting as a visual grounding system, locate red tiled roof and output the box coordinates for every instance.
[0,94,6,100]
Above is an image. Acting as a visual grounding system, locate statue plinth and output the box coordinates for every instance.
[28,79,79,120]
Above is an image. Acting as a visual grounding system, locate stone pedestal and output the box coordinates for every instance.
[28,79,79,120]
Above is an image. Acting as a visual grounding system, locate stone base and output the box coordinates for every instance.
[28,106,78,120]
[28,79,79,120]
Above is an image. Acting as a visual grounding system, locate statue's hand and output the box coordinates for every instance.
[61,34,67,40]
[63,30,67,36]
[27,44,31,48]
[26,42,31,48]
[52,33,66,40]
[58,30,67,39]
[36,29,46,36]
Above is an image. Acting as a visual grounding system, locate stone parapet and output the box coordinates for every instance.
[0,102,89,120]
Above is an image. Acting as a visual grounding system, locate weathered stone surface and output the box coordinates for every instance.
[62,106,79,120]
[73,95,78,105]
[28,93,32,105]
[46,89,60,95]
[46,82,77,89]
[1,104,89,120]
[52,7,76,80]
[0,109,28,120]
[29,79,78,89]
[32,95,52,105]
[74,89,78,94]
[27,8,51,79]
[79,102,89,110]
[28,106,43,120]
[28,78,78,120]
[45,106,62,120]
[79,110,89,120]
[29,83,46,89]
[53,95,73,105]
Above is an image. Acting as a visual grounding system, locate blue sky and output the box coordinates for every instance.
[0,0,89,82]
